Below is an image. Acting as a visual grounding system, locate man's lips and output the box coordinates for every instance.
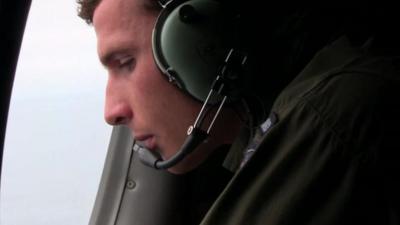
[134,134,156,150]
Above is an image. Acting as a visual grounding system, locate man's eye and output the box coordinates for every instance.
[118,57,135,71]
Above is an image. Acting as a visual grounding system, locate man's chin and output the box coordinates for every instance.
[166,164,195,175]
[164,152,206,175]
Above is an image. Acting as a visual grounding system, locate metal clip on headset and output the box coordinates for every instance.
[137,49,247,170]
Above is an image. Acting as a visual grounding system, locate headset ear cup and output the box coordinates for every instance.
[152,0,236,103]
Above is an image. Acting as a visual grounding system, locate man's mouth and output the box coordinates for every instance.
[134,134,156,150]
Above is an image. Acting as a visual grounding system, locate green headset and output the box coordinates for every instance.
[152,0,247,104]
[138,0,249,169]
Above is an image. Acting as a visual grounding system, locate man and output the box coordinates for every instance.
[86,0,244,174]
[78,0,400,224]
[80,0,246,223]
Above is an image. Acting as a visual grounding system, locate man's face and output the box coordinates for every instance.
[93,0,232,173]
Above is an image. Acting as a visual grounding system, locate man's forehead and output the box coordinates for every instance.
[93,0,159,64]
[94,0,156,17]
[94,0,130,25]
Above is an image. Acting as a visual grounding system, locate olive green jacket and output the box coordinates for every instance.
[201,37,400,225]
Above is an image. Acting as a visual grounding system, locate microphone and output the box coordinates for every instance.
[137,87,227,170]
[136,126,208,169]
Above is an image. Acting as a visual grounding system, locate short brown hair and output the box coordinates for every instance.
[77,0,102,24]
[77,0,161,24]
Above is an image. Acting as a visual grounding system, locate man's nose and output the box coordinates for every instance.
[104,81,132,126]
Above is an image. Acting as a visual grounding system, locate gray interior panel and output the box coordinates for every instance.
[89,126,185,225]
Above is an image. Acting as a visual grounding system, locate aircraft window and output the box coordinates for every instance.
[0,1,111,224]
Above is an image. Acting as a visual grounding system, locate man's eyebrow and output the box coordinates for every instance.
[99,49,131,67]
